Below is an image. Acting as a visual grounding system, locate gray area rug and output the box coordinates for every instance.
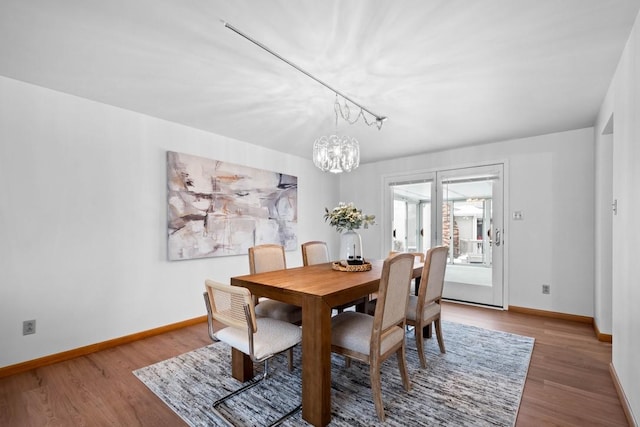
[134,321,534,426]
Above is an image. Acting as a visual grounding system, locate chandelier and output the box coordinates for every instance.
[313,95,361,173]
[222,20,387,173]
[313,134,359,173]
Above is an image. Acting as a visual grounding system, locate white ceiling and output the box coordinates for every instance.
[1,0,638,164]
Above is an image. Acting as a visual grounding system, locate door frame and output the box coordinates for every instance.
[381,160,510,309]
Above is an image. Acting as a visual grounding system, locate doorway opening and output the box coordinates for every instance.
[385,164,504,307]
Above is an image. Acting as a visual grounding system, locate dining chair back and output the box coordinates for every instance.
[388,250,425,295]
[204,280,302,426]
[377,255,415,332]
[405,245,449,368]
[301,241,330,265]
[249,243,287,273]
[330,253,415,421]
[249,244,303,325]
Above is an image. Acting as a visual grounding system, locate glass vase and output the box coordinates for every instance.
[340,230,364,265]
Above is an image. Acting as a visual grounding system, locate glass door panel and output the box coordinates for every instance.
[437,165,503,307]
[389,179,434,256]
[393,199,408,252]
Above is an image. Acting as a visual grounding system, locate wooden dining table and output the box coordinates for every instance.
[230,258,424,427]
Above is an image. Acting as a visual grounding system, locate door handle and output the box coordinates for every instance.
[495,229,501,247]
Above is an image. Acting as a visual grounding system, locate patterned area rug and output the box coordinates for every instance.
[134,321,534,426]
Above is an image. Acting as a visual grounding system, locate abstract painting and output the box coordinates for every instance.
[167,151,297,260]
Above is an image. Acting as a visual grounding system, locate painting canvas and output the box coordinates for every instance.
[167,151,297,260]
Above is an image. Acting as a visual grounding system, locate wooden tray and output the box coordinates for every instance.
[331,261,372,272]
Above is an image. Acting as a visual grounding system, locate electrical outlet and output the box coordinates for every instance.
[23,319,36,335]
[542,284,550,295]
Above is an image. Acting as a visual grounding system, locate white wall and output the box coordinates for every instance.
[596,7,640,422]
[339,128,596,317]
[0,76,338,368]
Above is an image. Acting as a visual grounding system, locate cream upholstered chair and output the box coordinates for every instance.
[405,245,448,368]
[330,253,415,421]
[389,251,425,295]
[249,244,302,324]
[204,280,302,426]
[367,250,424,314]
[301,240,330,266]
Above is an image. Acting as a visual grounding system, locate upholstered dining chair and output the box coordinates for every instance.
[405,245,449,368]
[366,250,425,315]
[389,251,425,295]
[301,240,330,266]
[204,280,302,426]
[301,241,366,314]
[330,253,415,421]
[249,244,303,325]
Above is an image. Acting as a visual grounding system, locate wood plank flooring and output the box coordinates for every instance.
[0,302,628,426]
[444,302,627,427]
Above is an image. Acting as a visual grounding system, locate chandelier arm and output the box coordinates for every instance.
[221,20,387,125]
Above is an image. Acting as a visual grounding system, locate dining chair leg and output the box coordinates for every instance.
[415,321,427,368]
[213,360,269,409]
[269,404,302,427]
[396,346,411,392]
[434,317,446,353]
[369,364,385,422]
[213,358,301,427]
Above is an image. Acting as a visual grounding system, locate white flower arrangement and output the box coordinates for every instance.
[324,202,376,233]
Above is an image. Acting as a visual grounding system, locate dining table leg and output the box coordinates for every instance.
[301,296,332,426]
[231,347,254,382]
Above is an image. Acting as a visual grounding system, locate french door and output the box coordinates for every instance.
[392,180,432,253]
[436,165,503,307]
[386,164,504,307]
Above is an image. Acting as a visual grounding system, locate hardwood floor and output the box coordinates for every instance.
[0,302,628,426]
[444,302,627,427]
